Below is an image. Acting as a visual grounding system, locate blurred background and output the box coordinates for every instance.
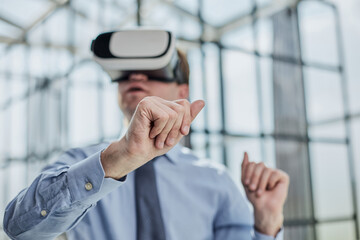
[0,0,360,239]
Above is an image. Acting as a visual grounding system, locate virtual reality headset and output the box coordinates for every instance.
[91,29,187,84]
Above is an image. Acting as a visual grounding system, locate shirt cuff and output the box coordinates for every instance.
[254,228,284,240]
[67,150,125,205]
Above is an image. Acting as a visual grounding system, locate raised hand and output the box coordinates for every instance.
[101,96,205,180]
[241,152,289,237]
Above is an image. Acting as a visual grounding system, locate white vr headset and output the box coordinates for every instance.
[91,29,186,84]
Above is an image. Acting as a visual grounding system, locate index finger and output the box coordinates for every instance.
[241,152,249,170]
[241,152,249,182]
[190,100,205,122]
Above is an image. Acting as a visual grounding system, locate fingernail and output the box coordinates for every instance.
[183,126,189,134]
[245,179,250,185]
[257,189,262,195]
[250,184,256,190]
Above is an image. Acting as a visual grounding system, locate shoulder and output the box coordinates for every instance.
[177,146,227,177]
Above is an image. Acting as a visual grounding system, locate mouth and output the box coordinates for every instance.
[128,87,144,92]
[126,85,146,94]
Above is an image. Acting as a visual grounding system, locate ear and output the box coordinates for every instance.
[178,84,189,99]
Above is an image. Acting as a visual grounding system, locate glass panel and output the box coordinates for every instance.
[68,86,100,147]
[348,74,360,114]
[351,119,360,200]
[226,137,262,195]
[102,82,123,140]
[0,109,11,161]
[9,99,27,159]
[188,48,205,130]
[284,225,315,240]
[190,132,207,159]
[113,0,137,10]
[304,67,344,123]
[259,57,273,134]
[0,20,23,38]
[71,0,104,22]
[226,137,262,179]
[222,50,259,134]
[27,90,50,157]
[143,4,201,40]
[6,45,27,76]
[39,8,73,47]
[69,61,105,84]
[101,2,131,28]
[264,138,275,168]
[298,2,338,66]
[310,143,353,220]
[72,17,102,55]
[255,18,273,55]
[0,80,6,106]
[202,0,252,27]
[29,47,47,78]
[308,121,346,140]
[0,43,6,55]
[0,0,53,28]
[4,74,27,106]
[47,91,61,154]
[203,43,221,132]
[316,221,356,240]
[174,0,199,15]
[256,0,272,8]
[48,50,73,78]
[221,25,255,51]
[5,161,28,204]
[208,134,224,165]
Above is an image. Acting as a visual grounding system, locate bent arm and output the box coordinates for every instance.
[3,147,124,240]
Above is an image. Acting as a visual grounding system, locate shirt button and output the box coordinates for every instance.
[40,210,47,217]
[85,182,93,191]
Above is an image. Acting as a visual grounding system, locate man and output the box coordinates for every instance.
[3,29,289,240]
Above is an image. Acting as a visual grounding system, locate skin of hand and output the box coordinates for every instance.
[100,96,205,180]
[241,152,290,237]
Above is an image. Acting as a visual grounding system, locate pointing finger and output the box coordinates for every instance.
[190,100,205,122]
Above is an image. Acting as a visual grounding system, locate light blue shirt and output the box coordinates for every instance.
[3,143,283,240]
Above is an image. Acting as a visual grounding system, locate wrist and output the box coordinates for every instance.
[254,211,283,237]
[100,138,135,179]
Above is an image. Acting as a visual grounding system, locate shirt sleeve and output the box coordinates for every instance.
[3,147,125,240]
[213,171,284,240]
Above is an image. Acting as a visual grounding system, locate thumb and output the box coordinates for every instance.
[190,100,205,121]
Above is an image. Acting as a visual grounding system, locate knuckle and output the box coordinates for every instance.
[265,168,272,175]
[160,113,169,121]
[173,103,183,112]
[258,162,265,168]
[168,111,177,119]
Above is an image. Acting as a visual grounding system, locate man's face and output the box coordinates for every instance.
[117,73,189,120]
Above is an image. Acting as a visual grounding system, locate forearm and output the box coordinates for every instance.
[3,150,124,239]
[254,210,283,237]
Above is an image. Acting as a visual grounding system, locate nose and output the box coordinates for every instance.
[128,73,149,82]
